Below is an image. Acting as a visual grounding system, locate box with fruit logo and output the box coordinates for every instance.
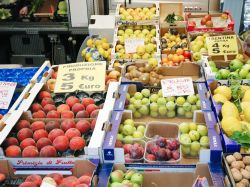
[0,159,99,186]
[185,12,234,32]
[115,2,160,26]
[102,109,222,164]
[208,80,250,154]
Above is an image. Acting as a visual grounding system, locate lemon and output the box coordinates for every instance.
[241,102,250,111]
[242,90,250,102]
[86,39,94,47]
[221,117,242,137]
[214,86,231,100]
[222,101,240,119]
[243,107,250,123]
[213,94,228,104]
[241,85,250,95]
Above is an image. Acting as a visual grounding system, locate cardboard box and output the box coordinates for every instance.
[0,159,99,185]
[102,109,222,164]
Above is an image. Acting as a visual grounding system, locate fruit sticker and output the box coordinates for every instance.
[124,38,144,54]
[54,62,106,93]
[0,81,17,109]
[161,77,194,97]
[206,35,238,56]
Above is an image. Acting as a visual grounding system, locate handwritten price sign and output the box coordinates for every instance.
[0,81,17,109]
[125,38,144,54]
[54,62,106,93]
[161,77,194,97]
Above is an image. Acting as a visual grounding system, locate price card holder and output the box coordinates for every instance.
[0,81,17,109]
[54,62,106,93]
[161,77,195,97]
[125,38,144,54]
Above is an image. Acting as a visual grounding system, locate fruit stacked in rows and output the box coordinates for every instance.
[81,37,112,62]
[18,173,91,187]
[209,57,250,80]
[200,14,213,27]
[109,169,143,187]
[145,136,180,162]
[3,118,94,157]
[116,119,145,142]
[126,89,200,118]
[179,122,209,157]
[119,6,156,21]
[161,48,191,66]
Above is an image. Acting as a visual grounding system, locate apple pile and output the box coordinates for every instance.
[81,37,112,62]
[145,136,180,162]
[179,122,209,157]
[200,14,213,28]
[119,6,156,21]
[108,169,143,187]
[2,118,94,157]
[161,48,191,66]
[18,173,91,187]
[117,119,145,142]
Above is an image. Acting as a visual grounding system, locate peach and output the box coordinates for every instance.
[48,129,64,142]
[47,110,60,118]
[32,110,46,118]
[45,121,60,132]
[5,145,21,157]
[17,128,33,141]
[40,145,57,157]
[20,138,36,150]
[31,103,43,113]
[41,98,54,107]
[61,119,75,132]
[65,128,81,140]
[19,182,37,187]
[0,173,6,183]
[3,137,19,148]
[66,96,80,108]
[25,175,42,186]
[86,104,99,116]
[22,146,39,157]
[76,110,89,118]
[33,129,48,142]
[82,98,95,108]
[69,137,85,151]
[90,109,99,118]
[61,111,74,119]
[38,91,51,100]
[91,119,96,130]
[44,104,57,114]
[61,176,79,186]
[36,137,52,150]
[31,121,45,131]
[76,120,91,134]
[78,175,91,185]
[15,120,30,131]
[53,136,69,152]
[47,79,56,92]
[57,104,70,113]
[72,103,85,114]
[46,173,63,185]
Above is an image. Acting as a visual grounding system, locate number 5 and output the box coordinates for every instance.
[61,82,73,90]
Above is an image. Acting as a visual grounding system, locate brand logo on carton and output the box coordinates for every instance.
[104,149,114,160]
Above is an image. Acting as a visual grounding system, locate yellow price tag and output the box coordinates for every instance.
[206,35,239,56]
[54,62,106,93]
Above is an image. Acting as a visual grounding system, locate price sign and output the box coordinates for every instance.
[54,62,106,93]
[206,35,238,56]
[0,81,17,109]
[125,38,144,54]
[161,77,194,97]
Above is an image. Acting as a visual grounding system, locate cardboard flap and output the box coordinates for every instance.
[193,111,206,124]
[194,163,213,186]
[72,160,96,178]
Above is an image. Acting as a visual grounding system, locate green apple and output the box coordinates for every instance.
[181,146,191,155]
[177,107,185,116]
[192,52,202,62]
[166,101,175,111]
[158,89,163,97]
[150,94,159,102]
[111,170,124,183]
[141,98,150,105]
[187,95,197,105]
[129,97,136,104]
[218,69,230,79]
[138,105,149,115]
[123,124,135,135]
[200,135,209,146]
[239,68,248,79]
[157,97,166,105]
[148,58,158,67]
[180,134,191,146]
[150,102,158,112]
[167,111,176,118]
[158,106,167,116]
[117,133,124,141]
[133,131,143,138]
[176,97,185,106]
[118,30,125,36]
[131,173,143,185]
[134,100,142,109]
[127,104,136,113]
[123,135,133,144]
[189,122,197,131]
[124,119,134,127]
[119,124,124,133]
[136,46,146,56]
[183,102,192,111]
[141,89,150,98]
[166,96,176,102]
[134,111,142,118]
[197,125,208,136]
[185,111,193,118]
[236,54,244,61]
[189,130,200,141]
[191,141,201,152]
[179,122,190,134]
[125,28,133,35]
[150,111,158,117]
[134,92,143,100]
[137,125,145,134]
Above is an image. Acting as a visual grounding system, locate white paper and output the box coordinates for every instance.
[125,38,144,54]
[0,81,17,109]
[161,77,194,97]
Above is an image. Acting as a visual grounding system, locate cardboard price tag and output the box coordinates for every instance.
[206,35,238,56]
[161,77,194,97]
[54,62,106,93]
[125,38,144,54]
[0,81,17,109]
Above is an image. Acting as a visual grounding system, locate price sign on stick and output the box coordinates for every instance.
[161,77,194,97]
[125,38,144,54]
[206,35,238,56]
[54,62,106,93]
[0,81,17,109]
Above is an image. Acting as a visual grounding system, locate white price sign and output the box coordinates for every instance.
[125,38,144,54]
[0,81,17,109]
[161,77,194,97]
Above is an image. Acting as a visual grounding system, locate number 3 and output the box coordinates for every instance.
[62,73,75,81]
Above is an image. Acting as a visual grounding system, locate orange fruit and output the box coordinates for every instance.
[176,48,184,55]
[179,55,185,62]
[162,58,168,64]
[172,54,180,64]
[167,54,174,61]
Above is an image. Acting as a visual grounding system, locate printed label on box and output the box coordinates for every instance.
[161,77,194,97]
[0,81,17,109]
[125,38,144,54]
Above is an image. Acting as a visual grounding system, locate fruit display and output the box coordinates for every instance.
[81,37,112,62]
[161,49,191,66]
[108,169,143,187]
[125,88,200,119]
[145,136,180,163]
[179,122,209,157]
[200,14,214,28]
[224,152,250,186]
